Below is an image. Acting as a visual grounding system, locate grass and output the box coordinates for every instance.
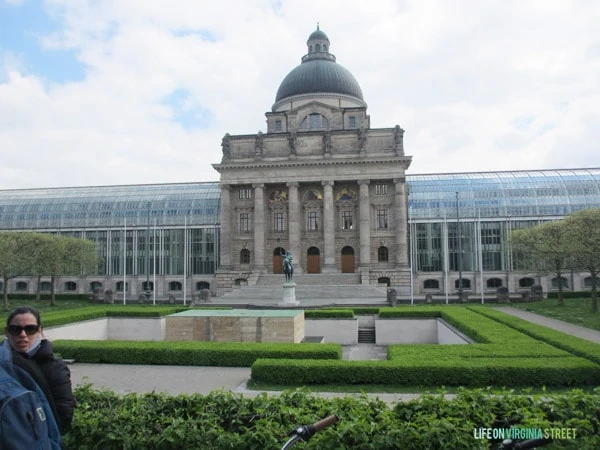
[508,298,600,331]
[0,298,93,322]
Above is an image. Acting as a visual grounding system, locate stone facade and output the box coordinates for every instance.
[213,28,412,295]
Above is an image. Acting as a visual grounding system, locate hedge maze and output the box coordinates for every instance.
[48,305,600,388]
[251,306,600,387]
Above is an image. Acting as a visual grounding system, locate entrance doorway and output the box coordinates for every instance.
[307,247,321,273]
[341,246,355,273]
[273,247,285,274]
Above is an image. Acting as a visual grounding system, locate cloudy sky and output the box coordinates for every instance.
[1,0,599,190]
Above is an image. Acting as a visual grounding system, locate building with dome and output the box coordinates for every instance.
[212,25,412,294]
[0,27,600,301]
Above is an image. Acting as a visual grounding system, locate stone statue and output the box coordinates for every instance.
[323,130,332,154]
[281,249,294,282]
[255,131,264,159]
[288,132,297,156]
[394,125,405,156]
[357,127,367,151]
[221,133,231,159]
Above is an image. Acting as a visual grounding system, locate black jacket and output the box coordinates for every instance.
[12,339,75,433]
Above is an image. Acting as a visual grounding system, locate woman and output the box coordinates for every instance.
[3,306,75,433]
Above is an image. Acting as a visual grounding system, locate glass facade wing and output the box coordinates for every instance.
[406,168,600,220]
[0,182,221,230]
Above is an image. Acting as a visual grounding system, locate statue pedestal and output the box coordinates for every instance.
[279,282,299,307]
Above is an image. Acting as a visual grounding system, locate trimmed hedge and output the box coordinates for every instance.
[251,357,600,387]
[53,340,342,367]
[304,309,354,319]
[2,293,90,301]
[469,306,600,365]
[252,307,600,387]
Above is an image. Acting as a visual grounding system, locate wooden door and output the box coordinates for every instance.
[273,255,283,274]
[307,246,321,273]
[341,246,355,273]
[307,254,320,273]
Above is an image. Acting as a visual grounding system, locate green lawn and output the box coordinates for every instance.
[509,298,600,331]
[0,298,102,325]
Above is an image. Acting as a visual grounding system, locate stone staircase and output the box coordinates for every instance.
[358,327,376,344]
[256,273,361,286]
[216,273,387,305]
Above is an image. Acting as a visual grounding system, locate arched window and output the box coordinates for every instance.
[424,279,439,289]
[377,246,389,262]
[551,277,569,289]
[16,281,28,292]
[315,43,321,52]
[486,278,503,289]
[196,281,210,290]
[90,281,102,291]
[240,249,250,264]
[519,277,535,288]
[169,281,182,291]
[378,277,390,286]
[234,278,247,286]
[584,276,599,288]
[64,281,77,292]
[455,279,471,289]
[300,113,329,130]
[116,281,129,292]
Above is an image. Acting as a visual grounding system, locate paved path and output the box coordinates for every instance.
[69,308,600,405]
[495,306,600,343]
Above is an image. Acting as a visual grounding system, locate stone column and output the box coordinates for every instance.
[322,180,336,272]
[286,181,303,273]
[253,183,266,272]
[394,178,409,267]
[358,180,371,268]
[219,184,232,269]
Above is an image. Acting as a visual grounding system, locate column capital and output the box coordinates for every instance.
[220,183,232,191]
[321,180,334,187]
[357,180,371,186]
[393,177,406,184]
[252,183,265,190]
[286,181,299,188]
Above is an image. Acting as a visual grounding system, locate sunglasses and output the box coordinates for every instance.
[7,324,40,336]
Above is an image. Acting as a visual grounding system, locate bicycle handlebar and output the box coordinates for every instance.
[281,414,339,450]
[309,414,339,435]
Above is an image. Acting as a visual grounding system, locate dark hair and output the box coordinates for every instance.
[6,306,42,327]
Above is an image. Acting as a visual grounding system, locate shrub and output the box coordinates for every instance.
[63,387,600,449]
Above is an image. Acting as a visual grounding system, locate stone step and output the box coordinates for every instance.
[219,283,385,300]
[358,328,376,344]
[256,273,361,286]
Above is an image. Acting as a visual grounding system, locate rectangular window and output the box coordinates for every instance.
[275,120,282,131]
[239,188,252,200]
[274,212,285,232]
[349,116,356,128]
[375,184,388,195]
[307,211,319,231]
[377,210,388,229]
[240,213,250,232]
[342,211,353,230]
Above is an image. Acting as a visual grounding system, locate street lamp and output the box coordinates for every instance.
[456,192,463,298]
[146,201,151,300]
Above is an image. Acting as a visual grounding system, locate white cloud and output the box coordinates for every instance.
[1,0,599,189]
